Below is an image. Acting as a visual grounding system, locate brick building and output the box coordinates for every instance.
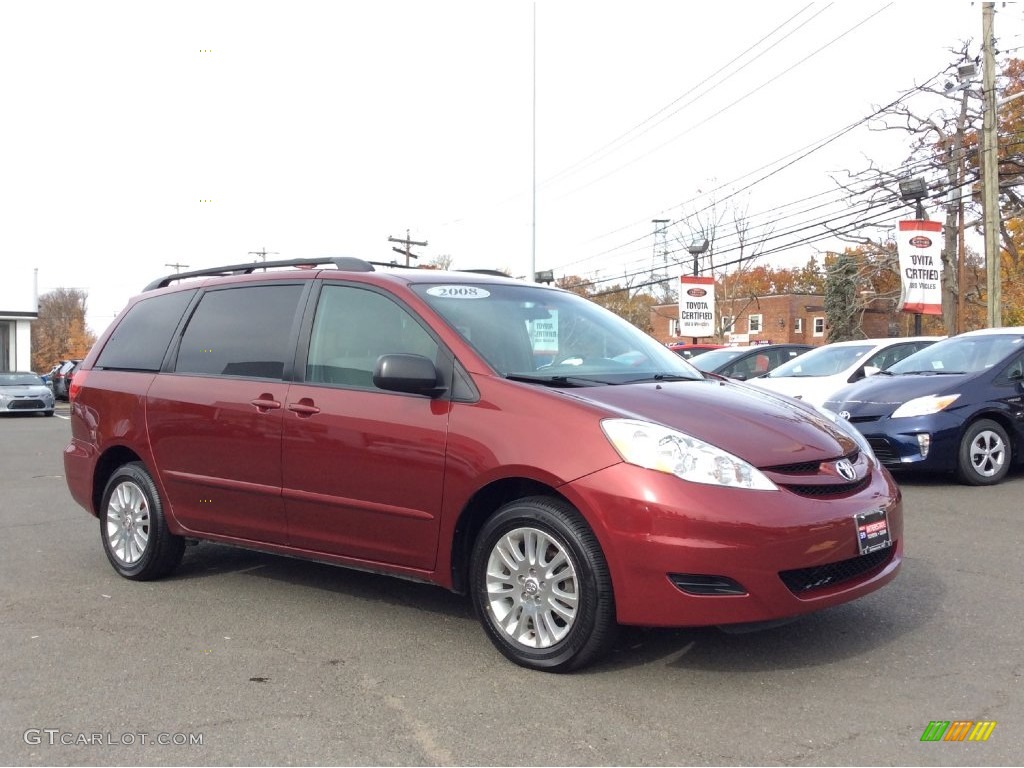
[650,293,910,346]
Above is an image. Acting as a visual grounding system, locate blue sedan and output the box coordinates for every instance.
[824,327,1024,485]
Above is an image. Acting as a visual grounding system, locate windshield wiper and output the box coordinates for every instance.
[505,373,607,387]
[619,373,700,384]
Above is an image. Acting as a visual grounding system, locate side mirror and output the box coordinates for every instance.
[373,354,446,397]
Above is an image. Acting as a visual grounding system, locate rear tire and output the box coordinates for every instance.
[956,419,1010,486]
[100,462,185,580]
[470,496,617,672]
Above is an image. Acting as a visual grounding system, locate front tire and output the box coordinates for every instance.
[100,462,185,580]
[470,496,617,672]
[956,419,1011,486]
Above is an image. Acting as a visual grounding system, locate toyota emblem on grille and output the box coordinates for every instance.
[838,410,851,420]
[835,458,857,481]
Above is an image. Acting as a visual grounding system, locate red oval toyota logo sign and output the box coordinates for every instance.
[909,236,932,248]
[686,288,707,297]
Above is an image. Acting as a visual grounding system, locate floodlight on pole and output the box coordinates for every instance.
[687,237,709,278]
[898,177,928,220]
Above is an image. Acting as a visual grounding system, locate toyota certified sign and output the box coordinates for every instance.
[677,276,716,338]
[897,220,943,316]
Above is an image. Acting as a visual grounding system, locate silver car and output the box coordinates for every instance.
[0,372,55,416]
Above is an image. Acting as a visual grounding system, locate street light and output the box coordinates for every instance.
[898,178,928,335]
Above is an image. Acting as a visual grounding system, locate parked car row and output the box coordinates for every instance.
[679,331,1024,486]
[42,359,82,400]
[746,336,942,406]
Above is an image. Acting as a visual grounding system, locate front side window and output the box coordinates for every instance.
[175,284,304,379]
[306,285,439,389]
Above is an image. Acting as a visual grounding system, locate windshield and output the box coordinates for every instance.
[413,282,702,383]
[0,373,44,386]
[887,334,1024,375]
[688,347,746,371]
[765,344,874,378]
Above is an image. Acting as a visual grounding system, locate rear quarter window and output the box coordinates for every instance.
[95,290,197,371]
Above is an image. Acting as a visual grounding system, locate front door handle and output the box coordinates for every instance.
[287,399,321,417]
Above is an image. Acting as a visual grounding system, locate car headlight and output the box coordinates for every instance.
[600,418,777,491]
[891,394,960,418]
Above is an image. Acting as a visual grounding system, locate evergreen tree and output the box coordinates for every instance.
[824,254,858,342]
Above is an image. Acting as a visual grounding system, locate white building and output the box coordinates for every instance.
[0,268,38,372]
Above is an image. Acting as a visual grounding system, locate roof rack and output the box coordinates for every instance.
[458,269,512,277]
[143,257,376,291]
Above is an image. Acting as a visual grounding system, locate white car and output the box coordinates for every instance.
[748,336,943,407]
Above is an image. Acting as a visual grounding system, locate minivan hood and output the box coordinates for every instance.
[563,378,857,467]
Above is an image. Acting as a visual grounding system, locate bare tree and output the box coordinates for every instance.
[426,254,454,270]
[666,195,775,340]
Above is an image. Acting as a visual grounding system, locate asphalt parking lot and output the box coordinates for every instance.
[1,405,1021,766]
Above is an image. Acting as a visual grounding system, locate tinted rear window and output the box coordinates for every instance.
[174,284,303,379]
[95,290,197,371]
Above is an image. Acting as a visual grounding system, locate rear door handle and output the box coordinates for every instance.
[250,395,282,412]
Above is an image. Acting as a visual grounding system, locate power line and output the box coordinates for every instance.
[547,3,898,204]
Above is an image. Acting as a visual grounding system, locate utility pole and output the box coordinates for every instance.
[248,248,279,262]
[388,229,428,266]
[165,262,189,273]
[982,1,1001,327]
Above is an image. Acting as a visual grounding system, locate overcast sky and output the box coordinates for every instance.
[3,1,1023,334]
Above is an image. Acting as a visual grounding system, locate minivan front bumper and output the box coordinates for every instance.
[562,461,902,628]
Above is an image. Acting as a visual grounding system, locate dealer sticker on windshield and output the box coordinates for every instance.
[854,509,891,555]
[426,286,490,299]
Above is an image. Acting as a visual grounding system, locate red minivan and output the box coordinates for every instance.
[64,257,902,671]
